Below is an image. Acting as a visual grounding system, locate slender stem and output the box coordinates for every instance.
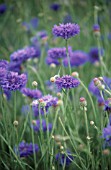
[78,78,97,121]
[66,39,71,74]
[14,91,17,121]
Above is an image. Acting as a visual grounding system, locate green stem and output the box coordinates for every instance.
[66,39,71,74]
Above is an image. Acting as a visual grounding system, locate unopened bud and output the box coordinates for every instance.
[32,120,36,125]
[57,92,62,97]
[90,121,94,125]
[80,97,87,107]
[50,63,56,68]
[86,136,91,140]
[60,146,64,150]
[50,77,55,83]
[71,72,79,78]
[32,81,38,87]
[13,120,18,126]
[93,78,100,86]
[52,166,55,170]
[57,100,63,106]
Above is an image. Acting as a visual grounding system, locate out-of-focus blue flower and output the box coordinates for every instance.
[50,3,61,11]
[0,60,8,83]
[63,14,72,24]
[1,71,27,91]
[21,105,30,115]
[8,61,21,73]
[46,56,60,66]
[93,24,100,32]
[21,87,42,99]
[102,115,111,147]
[22,17,38,32]
[46,47,72,66]
[88,47,104,64]
[36,30,48,39]
[45,80,60,93]
[10,46,41,64]
[32,94,58,116]
[15,141,39,157]
[63,50,88,67]
[104,98,111,113]
[0,3,7,14]
[52,23,80,39]
[55,151,73,166]
[32,119,52,132]
[55,75,80,89]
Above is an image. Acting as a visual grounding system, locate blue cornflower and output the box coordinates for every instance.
[55,151,73,166]
[52,23,80,39]
[50,3,61,11]
[10,46,40,63]
[63,50,88,67]
[1,71,27,91]
[15,141,39,157]
[32,94,58,117]
[55,75,80,89]
[0,3,7,14]
[32,119,52,132]
[21,87,42,99]
[88,47,104,64]
[102,115,111,147]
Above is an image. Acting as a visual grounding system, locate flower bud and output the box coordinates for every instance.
[80,97,87,107]
[93,78,100,86]
[32,81,38,87]
[86,136,91,140]
[57,100,63,106]
[50,63,56,68]
[50,77,55,83]
[90,121,94,125]
[71,72,79,78]
[32,120,36,125]
[13,120,18,126]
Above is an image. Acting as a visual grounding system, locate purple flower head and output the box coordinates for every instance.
[0,60,9,84]
[8,61,21,73]
[63,50,88,67]
[47,47,72,59]
[102,116,111,147]
[45,80,60,93]
[104,98,111,114]
[55,151,73,166]
[50,3,61,11]
[52,23,80,39]
[21,87,42,99]
[0,60,9,68]
[15,141,39,157]
[93,24,100,32]
[88,47,104,64]
[1,71,27,91]
[10,46,40,63]
[55,75,80,89]
[46,57,60,66]
[32,119,52,132]
[32,94,58,116]
[36,30,48,39]
[30,17,39,29]
[0,3,7,14]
